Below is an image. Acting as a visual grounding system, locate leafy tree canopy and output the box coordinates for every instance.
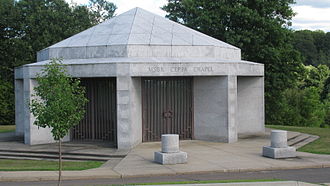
[29,58,88,185]
[292,30,330,67]
[30,59,88,140]
[0,0,116,125]
[162,0,304,124]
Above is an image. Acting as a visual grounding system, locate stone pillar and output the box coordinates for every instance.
[23,78,34,144]
[227,75,238,143]
[23,78,55,145]
[15,79,24,136]
[194,76,238,143]
[116,64,142,150]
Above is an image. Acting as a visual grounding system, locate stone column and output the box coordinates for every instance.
[227,75,238,143]
[15,79,24,136]
[116,64,142,150]
[23,78,55,145]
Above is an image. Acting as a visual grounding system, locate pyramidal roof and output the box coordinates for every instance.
[49,7,237,49]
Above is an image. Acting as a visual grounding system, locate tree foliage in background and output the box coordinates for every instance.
[162,0,304,125]
[30,59,88,185]
[88,0,117,24]
[0,0,116,125]
[278,65,330,127]
[292,30,330,67]
[0,78,14,126]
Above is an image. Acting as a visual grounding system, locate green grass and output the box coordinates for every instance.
[267,125,330,154]
[127,179,282,185]
[0,125,15,133]
[0,159,104,171]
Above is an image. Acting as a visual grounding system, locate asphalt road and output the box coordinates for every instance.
[1,167,330,186]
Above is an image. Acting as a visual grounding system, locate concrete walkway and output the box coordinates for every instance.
[1,132,330,182]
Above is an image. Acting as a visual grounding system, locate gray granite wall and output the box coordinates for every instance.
[193,76,237,143]
[237,76,265,135]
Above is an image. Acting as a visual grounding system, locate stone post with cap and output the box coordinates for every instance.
[154,134,187,164]
[263,130,296,159]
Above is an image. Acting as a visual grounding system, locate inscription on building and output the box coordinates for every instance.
[147,66,213,73]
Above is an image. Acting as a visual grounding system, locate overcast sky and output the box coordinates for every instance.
[67,0,330,32]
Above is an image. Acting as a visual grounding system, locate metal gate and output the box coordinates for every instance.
[142,77,193,142]
[71,78,117,144]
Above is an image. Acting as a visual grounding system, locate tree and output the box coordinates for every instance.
[88,0,117,24]
[292,30,330,67]
[0,0,116,126]
[279,87,325,127]
[162,0,304,124]
[29,59,88,186]
[292,30,318,66]
[302,65,330,92]
[0,77,14,125]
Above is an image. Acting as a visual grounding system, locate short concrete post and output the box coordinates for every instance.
[162,134,179,153]
[154,134,187,165]
[271,130,288,148]
[263,130,296,159]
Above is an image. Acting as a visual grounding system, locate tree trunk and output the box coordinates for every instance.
[58,139,62,186]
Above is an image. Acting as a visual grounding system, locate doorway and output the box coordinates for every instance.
[142,77,193,142]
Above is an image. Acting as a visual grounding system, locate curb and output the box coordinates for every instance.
[141,181,318,186]
[1,163,330,182]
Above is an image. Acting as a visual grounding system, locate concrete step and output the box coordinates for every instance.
[0,151,122,161]
[287,131,301,141]
[0,149,125,158]
[287,133,319,149]
[294,135,319,149]
[288,133,310,146]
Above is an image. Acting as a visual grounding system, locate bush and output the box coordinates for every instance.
[278,87,326,127]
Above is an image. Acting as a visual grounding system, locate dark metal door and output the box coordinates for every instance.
[71,78,117,144]
[142,77,193,142]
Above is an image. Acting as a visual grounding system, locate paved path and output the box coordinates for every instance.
[0,131,330,182]
[1,167,329,186]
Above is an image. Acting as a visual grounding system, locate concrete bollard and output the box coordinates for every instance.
[271,130,288,148]
[154,134,187,164]
[263,130,296,159]
[162,134,179,153]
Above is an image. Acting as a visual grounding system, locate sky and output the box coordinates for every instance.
[67,0,330,32]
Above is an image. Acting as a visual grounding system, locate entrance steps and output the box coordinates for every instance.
[288,133,319,149]
[266,128,319,149]
[0,149,125,161]
[0,133,127,161]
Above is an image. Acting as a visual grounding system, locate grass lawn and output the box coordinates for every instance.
[267,125,330,155]
[0,159,104,171]
[0,125,15,133]
[130,179,282,185]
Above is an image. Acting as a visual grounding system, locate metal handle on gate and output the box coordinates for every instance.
[163,109,173,118]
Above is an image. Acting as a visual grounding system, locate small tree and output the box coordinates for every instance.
[29,59,88,186]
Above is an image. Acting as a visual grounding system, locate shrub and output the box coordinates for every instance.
[278,87,325,127]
